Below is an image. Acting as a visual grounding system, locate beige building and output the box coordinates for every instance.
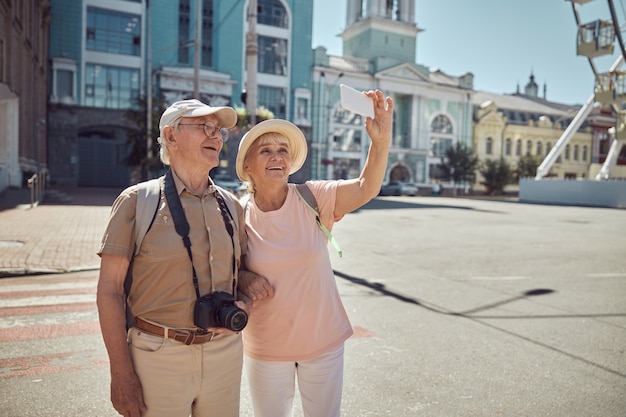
[472,84,593,191]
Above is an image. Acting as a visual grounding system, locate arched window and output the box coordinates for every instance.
[526,140,532,155]
[536,141,542,156]
[429,114,454,158]
[582,145,588,161]
[257,0,289,76]
[505,138,512,155]
[258,0,288,28]
[431,115,453,134]
[565,144,570,160]
[574,145,579,161]
[515,140,521,156]
[486,137,493,155]
[546,142,552,156]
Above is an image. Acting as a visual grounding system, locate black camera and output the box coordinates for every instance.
[194,291,248,332]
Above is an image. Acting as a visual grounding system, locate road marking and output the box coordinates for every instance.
[0,281,96,293]
[585,272,626,278]
[468,276,530,280]
[0,310,97,329]
[0,294,96,308]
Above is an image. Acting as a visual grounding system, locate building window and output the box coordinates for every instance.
[536,141,542,156]
[258,85,286,119]
[515,140,521,156]
[258,36,288,75]
[565,144,570,160]
[430,137,453,157]
[179,0,191,64]
[486,137,493,155]
[526,140,532,155]
[573,145,579,161]
[431,114,453,134]
[0,38,4,82]
[51,58,77,104]
[201,0,214,67]
[505,138,511,156]
[85,64,140,109]
[332,128,362,152]
[258,0,288,28]
[296,98,308,120]
[582,145,588,161]
[86,8,141,56]
[293,87,311,126]
[546,142,551,156]
[56,70,75,101]
[331,106,365,156]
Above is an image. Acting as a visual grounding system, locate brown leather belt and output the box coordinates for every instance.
[134,317,214,345]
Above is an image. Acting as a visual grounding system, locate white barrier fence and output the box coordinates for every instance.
[519,178,626,208]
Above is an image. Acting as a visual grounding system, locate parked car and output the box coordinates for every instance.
[212,173,244,196]
[379,181,418,196]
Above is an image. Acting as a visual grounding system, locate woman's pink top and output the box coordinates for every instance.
[243,181,353,361]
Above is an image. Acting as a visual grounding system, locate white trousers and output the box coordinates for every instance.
[245,344,345,417]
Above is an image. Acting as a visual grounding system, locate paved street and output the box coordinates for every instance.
[0,189,624,416]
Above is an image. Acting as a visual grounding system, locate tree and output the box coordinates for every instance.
[479,157,513,195]
[123,97,167,180]
[515,154,541,182]
[438,142,479,194]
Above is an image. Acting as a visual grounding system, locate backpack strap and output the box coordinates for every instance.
[133,177,162,255]
[294,183,342,257]
[124,177,162,329]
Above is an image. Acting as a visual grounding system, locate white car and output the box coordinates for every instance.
[380,181,418,196]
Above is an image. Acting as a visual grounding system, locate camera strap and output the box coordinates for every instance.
[164,169,202,300]
[164,169,237,300]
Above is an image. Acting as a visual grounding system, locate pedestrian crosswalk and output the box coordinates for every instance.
[0,271,105,379]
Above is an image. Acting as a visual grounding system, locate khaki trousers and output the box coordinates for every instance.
[128,328,243,417]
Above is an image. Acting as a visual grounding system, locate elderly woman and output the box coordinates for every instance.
[236,89,393,417]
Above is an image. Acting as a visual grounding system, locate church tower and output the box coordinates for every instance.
[524,71,539,97]
[342,0,421,70]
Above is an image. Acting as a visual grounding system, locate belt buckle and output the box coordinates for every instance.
[174,329,195,345]
[175,329,214,345]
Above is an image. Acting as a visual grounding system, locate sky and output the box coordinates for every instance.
[312,0,626,105]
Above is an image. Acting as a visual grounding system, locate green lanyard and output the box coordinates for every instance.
[294,184,343,258]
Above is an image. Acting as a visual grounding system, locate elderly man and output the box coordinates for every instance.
[97,99,256,417]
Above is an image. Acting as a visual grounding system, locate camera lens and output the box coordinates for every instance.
[217,305,248,332]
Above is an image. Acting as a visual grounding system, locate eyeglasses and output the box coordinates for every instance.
[178,121,230,142]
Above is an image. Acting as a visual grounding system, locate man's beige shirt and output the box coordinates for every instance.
[98,170,246,329]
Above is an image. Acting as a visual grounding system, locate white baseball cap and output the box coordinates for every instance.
[159,99,237,134]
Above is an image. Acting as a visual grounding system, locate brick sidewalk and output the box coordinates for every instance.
[0,187,121,277]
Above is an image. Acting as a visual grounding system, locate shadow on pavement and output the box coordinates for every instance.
[0,186,123,210]
[334,269,626,379]
[357,197,508,214]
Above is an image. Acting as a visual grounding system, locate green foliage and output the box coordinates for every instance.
[438,142,479,183]
[479,157,513,195]
[234,105,275,130]
[515,154,541,182]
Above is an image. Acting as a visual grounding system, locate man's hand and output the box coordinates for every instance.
[110,371,146,417]
[238,269,274,301]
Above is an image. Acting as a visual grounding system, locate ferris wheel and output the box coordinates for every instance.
[570,0,626,180]
[536,1,626,179]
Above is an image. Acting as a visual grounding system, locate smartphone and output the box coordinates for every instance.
[340,84,375,119]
